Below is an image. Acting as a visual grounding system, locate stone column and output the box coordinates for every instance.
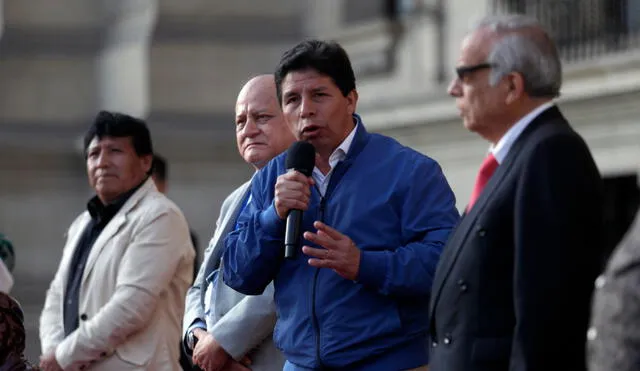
[0,0,4,39]
[146,0,304,262]
[97,0,158,118]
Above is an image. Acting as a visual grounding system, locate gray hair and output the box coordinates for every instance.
[473,14,562,98]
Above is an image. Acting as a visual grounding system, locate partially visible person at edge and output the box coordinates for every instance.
[429,14,605,371]
[151,155,200,371]
[588,205,640,371]
[39,111,195,371]
[223,40,459,371]
[152,154,201,283]
[1,292,37,371]
[183,74,294,371]
[0,233,15,293]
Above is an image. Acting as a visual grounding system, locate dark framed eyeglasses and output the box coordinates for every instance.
[455,63,494,80]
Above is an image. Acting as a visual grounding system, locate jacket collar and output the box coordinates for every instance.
[342,114,370,164]
[80,178,158,284]
[86,178,146,224]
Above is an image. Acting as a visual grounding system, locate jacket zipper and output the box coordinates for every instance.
[311,192,326,369]
[312,161,347,369]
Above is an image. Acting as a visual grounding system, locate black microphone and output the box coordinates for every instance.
[284,141,316,259]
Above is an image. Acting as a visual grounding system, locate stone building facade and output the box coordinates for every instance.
[0,0,637,360]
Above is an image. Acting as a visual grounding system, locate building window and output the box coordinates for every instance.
[491,0,640,62]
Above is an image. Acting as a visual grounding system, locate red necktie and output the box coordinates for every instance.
[467,153,499,211]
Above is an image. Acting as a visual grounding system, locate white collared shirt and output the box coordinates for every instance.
[490,102,555,164]
[312,123,358,196]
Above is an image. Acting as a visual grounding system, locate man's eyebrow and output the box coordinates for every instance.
[251,109,273,115]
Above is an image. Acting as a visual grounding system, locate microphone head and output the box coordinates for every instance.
[285,141,315,177]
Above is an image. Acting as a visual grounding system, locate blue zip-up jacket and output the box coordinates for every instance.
[223,120,459,370]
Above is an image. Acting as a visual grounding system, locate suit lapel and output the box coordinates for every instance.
[60,213,91,297]
[204,182,252,276]
[429,155,517,313]
[81,214,127,284]
[81,178,155,284]
[430,106,563,314]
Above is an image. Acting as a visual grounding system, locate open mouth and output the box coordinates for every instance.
[301,126,321,138]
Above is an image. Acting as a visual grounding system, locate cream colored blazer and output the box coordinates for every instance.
[39,178,194,371]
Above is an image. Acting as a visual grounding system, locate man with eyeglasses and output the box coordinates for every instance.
[429,14,606,371]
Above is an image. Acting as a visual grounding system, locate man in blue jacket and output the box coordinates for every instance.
[223,40,459,371]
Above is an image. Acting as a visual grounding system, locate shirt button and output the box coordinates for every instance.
[594,275,606,289]
[587,327,598,341]
[443,335,452,345]
[431,341,438,348]
[457,279,468,292]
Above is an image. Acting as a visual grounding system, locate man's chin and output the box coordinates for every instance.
[95,186,121,203]
[300,135,324,146]
[462,120,478,132]
[245,152,271,167]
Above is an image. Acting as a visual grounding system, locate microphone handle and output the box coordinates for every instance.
[284,209,302,259]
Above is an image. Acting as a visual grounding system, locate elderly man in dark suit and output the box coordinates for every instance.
[429,14,606,371]
[588,206,640,371]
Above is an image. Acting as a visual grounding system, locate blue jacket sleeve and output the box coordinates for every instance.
[222,173,286,295]
[356,157,459,297]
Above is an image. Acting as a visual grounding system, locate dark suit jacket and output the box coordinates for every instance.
[429,106,606,371]
[588,207,640,371]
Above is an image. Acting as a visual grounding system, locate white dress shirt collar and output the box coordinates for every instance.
[491,101,555,164]
[312,120,358,195]
[329,122,357,168]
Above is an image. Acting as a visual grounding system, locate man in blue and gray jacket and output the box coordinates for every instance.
[223,40,460,371]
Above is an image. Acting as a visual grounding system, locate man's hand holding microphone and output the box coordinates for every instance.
[278,142,361,281]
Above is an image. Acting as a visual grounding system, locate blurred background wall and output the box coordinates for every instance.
[0,0,638,362]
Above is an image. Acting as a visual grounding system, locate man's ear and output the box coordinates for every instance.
[142,154,153,175]
[346,89,358,116]
[505,72,525,105]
